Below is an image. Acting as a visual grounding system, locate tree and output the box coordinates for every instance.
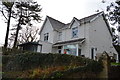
[19,26,39,43]
[12,1,42,48]
[105,0,120,45]
[0,2,14,48]
[105,0,120,62]
[9,26,39,47]
[105,0,120,31]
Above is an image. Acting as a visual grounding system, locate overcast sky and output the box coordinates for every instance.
[0,0,116,46]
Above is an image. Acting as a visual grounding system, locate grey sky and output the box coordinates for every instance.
[0,0,116,46]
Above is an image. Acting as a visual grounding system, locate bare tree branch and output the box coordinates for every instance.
[0,8,8,20]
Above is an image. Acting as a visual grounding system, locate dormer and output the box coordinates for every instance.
[69,17,80,29]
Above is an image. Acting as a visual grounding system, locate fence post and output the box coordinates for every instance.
[98,52,110,79]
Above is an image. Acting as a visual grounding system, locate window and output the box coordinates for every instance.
[58,32,62,41]
[64,45,77,56]
[78,49,81,56]
[44,33,49,41]
[58,46,62,53]
[91,48,94,59]
[72,27,78,38]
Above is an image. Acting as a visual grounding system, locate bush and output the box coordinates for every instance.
[85,60,103,73]
[2,47,24,55]
[3,52,89,71]
[2,52,104,78]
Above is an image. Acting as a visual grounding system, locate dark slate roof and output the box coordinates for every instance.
[43,12,112,37]
[47,16,65,30]
[53,38,85,46]
[78,12,103,24]
[62,23,70,29]
[18,42,42,46]
[47,12,103,30]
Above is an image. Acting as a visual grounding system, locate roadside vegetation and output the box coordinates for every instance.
[111,62,120,66]
[2,50,103,79]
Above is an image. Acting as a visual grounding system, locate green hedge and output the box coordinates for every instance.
[2,52,103,73]
[49,60,103,79]
[3,53,86,71]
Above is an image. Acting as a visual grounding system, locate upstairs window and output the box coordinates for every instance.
[58,32,62,41]
[44,33,49,41]
[72,27,78,38]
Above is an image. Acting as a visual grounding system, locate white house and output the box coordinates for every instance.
[38,12,119,61]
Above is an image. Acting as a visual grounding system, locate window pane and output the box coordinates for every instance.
[44,33,49,41]
[58,32,62,41]
[72,27,78,38]
[64,45,77,56]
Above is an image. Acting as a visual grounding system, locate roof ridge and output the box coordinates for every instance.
[79,11,103,21]
[73,17,79,21]
[46,16,65,25]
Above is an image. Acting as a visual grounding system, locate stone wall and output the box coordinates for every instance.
[97,52,110,78]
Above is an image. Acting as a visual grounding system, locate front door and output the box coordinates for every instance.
[58,46,62,53]
[78,49,81,56]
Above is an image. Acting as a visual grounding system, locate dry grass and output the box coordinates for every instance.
[29,66,67,78]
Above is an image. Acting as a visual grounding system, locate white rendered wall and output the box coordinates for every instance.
[89,15,118,60]
[40,19,54,43]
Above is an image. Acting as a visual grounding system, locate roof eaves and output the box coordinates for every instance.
[53,38,85,46]
[102,14,113,37]
[79,12,103,25]
[39,16,48,35]
[46,16,54,29]
[69,17,80,28]
[90,12,103,22]
[18,42,42,46]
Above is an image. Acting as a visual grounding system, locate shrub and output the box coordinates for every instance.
[4,53,88,71]
[2,52,104,78]
[85,60,103,73]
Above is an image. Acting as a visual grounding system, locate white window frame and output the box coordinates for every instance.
[58,32,62,41]
[44,33,49,41]
[72,27,78,38]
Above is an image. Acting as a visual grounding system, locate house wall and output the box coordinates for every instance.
[89,15,118,60]
[39,41,53,53]
[39,19,54,53]
[53,31,59,43]
[60,20,85,42]
[54,20,91,58]
[37,45,42,52]
[80,23,91,58]
[40,19,54,43]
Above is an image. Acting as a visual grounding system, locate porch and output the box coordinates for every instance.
[53,38,85,56]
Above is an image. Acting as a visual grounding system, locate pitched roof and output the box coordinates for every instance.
[47,16,65,30]
[79,12,103,24]
[40,12,112,37]
[46,12,103,30]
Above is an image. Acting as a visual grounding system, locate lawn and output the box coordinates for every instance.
[111,62,120,66]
